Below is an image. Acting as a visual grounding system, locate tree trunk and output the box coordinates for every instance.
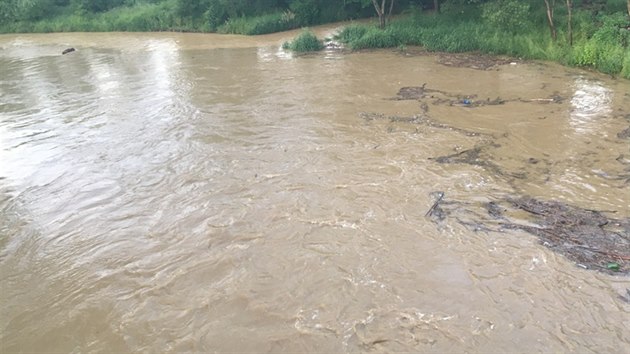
[566,0,573,46]
[627,0,629,17]
[434,0,440,13]
[387,0,395,24]
[543,0,557,41]
[372,0,394,29]
[372,0,384,28]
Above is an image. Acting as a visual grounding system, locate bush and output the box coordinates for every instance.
[286,29,323,52]
[102,2,177,31]
[605,0,629,13]
[569,12,629,75]
[481,0,530,33]
[218,12,297,35]
[440,0,484,20]
[595,45,625,74]
[289,0,319,26]
[571,10,598,41]
[203,1,227,31]
[79,0,125,14]
[592,13,630,47]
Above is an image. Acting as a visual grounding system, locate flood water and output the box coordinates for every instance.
[1,28,629,353]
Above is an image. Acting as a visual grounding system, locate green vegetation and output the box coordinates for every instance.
[217,11,296,35]
[0,0,628,78]
[336,1,630,78]
[283,29,324,52]
[0,0,376,34]
[481,0,530,33]
[0,1,181,33]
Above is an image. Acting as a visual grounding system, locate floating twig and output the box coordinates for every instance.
[425,191,445,217]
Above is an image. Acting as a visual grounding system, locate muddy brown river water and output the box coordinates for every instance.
[1,27,629,353]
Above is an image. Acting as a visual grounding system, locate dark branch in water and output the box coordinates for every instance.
[425,191,444,217]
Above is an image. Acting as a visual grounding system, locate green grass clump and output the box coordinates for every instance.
[336,24,369,43]
[348,27,399,49]
[285,29,323,52]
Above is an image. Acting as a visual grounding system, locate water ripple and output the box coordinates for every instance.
[0,34,628,353]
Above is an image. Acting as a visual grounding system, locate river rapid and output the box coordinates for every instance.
[1,27,629,353]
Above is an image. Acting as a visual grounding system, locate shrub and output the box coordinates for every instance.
[569,12,629,74]
[102,2,177,32]
[595,45,625,74]
[441,0,484,20]
[571,42,599,67]
[203,1,227,32]
[218,12,297,35]
[592,13,630,47]
[79,0,125,14]
[481,0,530,33]
[289,0,319,26]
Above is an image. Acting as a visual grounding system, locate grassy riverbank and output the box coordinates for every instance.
[0,1,188,33]
[0,5,303,34]
[1,0,628,78]
[0,0,369,34]
[330,4,630,78]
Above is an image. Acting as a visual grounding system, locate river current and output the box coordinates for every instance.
[1,28,629,352]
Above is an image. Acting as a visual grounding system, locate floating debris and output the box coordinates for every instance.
[426,193,630,275]
[499,197,630,274]
[393,84,564,107]
[369,82,630,275]
[436,53,515,70]
[359,112,488,138]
